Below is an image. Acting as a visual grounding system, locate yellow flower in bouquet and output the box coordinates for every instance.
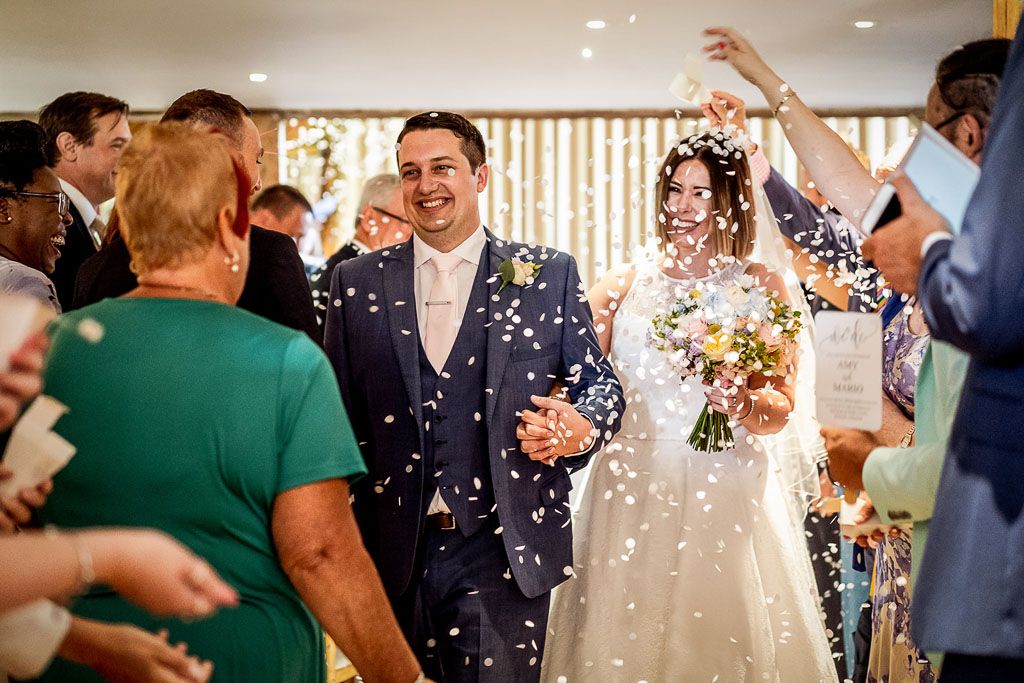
[702,331,734,361]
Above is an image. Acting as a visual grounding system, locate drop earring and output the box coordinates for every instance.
[225,250,240,273]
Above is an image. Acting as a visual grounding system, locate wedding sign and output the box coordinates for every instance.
[815,310,882,431]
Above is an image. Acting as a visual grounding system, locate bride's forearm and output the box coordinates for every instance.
[739,387,793,435]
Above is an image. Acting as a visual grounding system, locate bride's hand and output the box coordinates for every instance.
[705,381,751,418]
[701,27,777,89]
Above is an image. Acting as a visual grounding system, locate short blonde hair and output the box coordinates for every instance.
[115,122,239,274]
[654,131,756,261]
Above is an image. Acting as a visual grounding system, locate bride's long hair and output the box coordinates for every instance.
[653,130,757,262]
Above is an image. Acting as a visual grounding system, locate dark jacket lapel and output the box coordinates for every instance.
[484,229,516,426]
[381,241,425,449]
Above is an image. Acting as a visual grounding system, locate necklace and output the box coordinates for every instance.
[135,280,219,301]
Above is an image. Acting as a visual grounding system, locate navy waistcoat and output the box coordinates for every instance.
[417,258,494,537]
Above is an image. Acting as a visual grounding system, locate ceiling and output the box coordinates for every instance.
[1,0,990,114]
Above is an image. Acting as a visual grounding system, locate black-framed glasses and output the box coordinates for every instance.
[11,190,69,217]
[932,110,968,131]
[370,206,411,226]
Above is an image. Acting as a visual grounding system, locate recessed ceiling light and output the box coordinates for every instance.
[853,20,876,29]
[249,72,268,83]
[581,47,593,58]
[586,20,606,30]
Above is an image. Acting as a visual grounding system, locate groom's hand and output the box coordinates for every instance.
[517,395,597,464]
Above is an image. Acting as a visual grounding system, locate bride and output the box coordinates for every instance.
[542,130,837,682]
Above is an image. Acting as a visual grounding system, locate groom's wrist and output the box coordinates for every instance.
[563,413,598,457]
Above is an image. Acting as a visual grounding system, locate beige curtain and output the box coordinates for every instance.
[281,112,916,287]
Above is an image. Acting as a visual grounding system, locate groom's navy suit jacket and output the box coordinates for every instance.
[912,22,1024,658]
[325,230,623,600]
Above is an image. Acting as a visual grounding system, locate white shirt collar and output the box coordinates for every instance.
[59,178,97,226]
[413,225,487,269]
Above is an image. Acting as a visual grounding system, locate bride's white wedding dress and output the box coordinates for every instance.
[542,261,837,682]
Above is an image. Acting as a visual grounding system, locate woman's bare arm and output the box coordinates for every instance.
[272,479,421,683]
[702,27,879,228]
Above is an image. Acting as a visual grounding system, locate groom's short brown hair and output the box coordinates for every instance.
[397,112,486,171]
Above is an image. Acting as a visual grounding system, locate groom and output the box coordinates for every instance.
[324,112,623,681]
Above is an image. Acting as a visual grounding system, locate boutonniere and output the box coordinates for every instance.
[498,258,542,293]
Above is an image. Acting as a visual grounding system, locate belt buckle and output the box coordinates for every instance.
[439,513,456,531]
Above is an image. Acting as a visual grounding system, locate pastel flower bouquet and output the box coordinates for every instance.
[649,272,803,452]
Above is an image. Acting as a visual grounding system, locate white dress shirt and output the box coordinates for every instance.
[59,179,101,248]
[413,225,487,515]
[920,231,954,258]
[413,225,487,341]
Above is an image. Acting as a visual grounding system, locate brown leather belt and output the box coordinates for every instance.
[427,512,457,531]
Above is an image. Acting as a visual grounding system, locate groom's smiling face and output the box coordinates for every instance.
[398,128,488,245]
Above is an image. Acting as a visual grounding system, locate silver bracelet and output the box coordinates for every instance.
[44,526,95,592]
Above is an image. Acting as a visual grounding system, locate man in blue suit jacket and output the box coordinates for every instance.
[863,22,1024,681]
[325,112,623,682]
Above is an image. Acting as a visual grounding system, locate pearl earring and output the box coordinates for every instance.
[224,250,240,273]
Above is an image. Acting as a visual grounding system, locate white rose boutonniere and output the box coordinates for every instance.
[498,258,542,293]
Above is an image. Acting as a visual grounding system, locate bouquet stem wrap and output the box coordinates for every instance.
[689,401,733,452]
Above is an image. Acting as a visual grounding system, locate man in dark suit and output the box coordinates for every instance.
[73,89,319,342]
[862,27,1024,680]
[309,173,410,330]
[38,92,131,310]
[325,112,623,681]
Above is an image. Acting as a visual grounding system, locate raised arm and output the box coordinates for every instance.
[702,27,878,228]
[702,91,866,309]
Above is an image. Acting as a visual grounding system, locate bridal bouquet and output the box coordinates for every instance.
[649,273,802,452]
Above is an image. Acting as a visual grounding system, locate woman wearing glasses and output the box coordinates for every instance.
[0,120,72,313]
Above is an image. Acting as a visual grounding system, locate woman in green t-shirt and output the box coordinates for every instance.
[37,122,422,683]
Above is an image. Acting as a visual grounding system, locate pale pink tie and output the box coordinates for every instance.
[424,253,463,373]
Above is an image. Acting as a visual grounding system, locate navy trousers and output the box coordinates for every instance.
[397,519,550,682]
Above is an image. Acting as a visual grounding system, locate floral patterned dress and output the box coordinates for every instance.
[868,307,934,683]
